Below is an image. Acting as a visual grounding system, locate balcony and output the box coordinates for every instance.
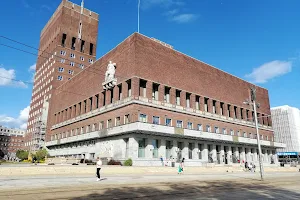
[52,96,273,132]
[46,122,285,149]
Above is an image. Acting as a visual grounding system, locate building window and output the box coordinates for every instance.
[164,87,170,103]
[71,37,76,50]
[58,67,64,72]
[80,40,85,53]
[188,143,194,159]
[222,128,227,134]
[70,62,75,67]
[215,126,219,133]
[153,116,159,125]
[138,138,146,158]
[139,114,147,123]
[165,118,172,126]
[70,53,75,58]
[79,64,84,69]
[57,76,63,81]
[152,139,159,158]
[116,117,121,126]
[152,83,159,100]
[88,59,93,64]
[230,129,234,136]
[243,132,247,137]
[60,59,65,63]
[206,125,211,132]
[89,43,94,55]
[124,114,130,124]
[166,141,172,159]
[61,33,66,47]
[176,120,183,128]
[197,124,203,131]
[68,70,74,75]
[176,90,181,106]
[60,50,66,56]
[107,119,113,128]
[187,122,193,129]
[80,56,84,61]
[237,131,240,136]
[99,121,104,130]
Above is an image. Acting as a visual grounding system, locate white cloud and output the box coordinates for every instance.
[164,9,179,16]
[246,60,292,83]
[171,14,198,23]
[0,106,30,130]
[28,63,36,72]
[142,0,184,9]
[0,66,27,88]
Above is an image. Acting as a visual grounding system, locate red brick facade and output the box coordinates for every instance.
[0,135,24,155]
[48,33,274,142]
[25,0,99,150]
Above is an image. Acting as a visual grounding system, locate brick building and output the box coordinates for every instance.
[24,0,98,151]
[0,125,25,160]
[45,32,285,166]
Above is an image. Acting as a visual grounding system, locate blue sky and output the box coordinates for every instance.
[0,0,299,129]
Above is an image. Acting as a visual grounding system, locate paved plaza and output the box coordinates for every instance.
[0,165,300,200]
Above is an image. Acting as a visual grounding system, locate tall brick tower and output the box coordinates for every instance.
[24,0,99,152]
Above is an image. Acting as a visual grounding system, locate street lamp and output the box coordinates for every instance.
[244,86,264,181]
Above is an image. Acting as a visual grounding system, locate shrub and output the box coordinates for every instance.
[107,159,122,165]
[16,150,29,161]
[124,158,132,166]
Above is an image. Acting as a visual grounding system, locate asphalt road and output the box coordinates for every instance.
[1,172,300,200]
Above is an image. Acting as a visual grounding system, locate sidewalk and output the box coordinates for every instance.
[0,164,298,177]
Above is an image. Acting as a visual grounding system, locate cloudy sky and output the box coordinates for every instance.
[0,0,299,129]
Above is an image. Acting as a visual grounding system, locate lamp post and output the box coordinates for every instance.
[244,86,264,181]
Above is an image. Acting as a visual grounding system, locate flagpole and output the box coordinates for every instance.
[138,0,140,33]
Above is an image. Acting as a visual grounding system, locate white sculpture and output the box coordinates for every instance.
[105,61,116,82]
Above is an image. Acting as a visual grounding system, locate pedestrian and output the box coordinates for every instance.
[245,161,248,171]
[178,158,185,175]
[160,156,164,166]
[96,157,102,181]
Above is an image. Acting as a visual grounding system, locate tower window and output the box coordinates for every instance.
[71,37,76,50]
[61,33,66,47]
[80,40,85,53]
[89,43,94,55]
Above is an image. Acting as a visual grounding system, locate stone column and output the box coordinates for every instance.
[145,138,152,159]
[193,142,198,160]
[146,80,153,100]
[86,99,91,113]
[158,84,164,102]
[98,93,103,108]
[113,86,119,102]
[223,103,228,117]
[253,148,258,162]
[230,105,234,118]
[220,144,225,164]
[242,109,247,121]
[181,91,186,107]
[123,81,129,99]
[182,141,189,160]
[202,143,209,162]
[207,98,212,113]
[128,137,138,159]
[234,147,239,161]
[200,96,205,112]
[227,145,232,164]
[190,94,195,109]
[72,105,76,118]
[131,77,140,99]
[170,88,176,105]
[236,107,241,120]
[172,140,178,160]
[92,95,97,110]
[215,101,220,115]
[240,147,246,162]
[105,90,111,105]
[212,144,217,163]
[159,139,166,160]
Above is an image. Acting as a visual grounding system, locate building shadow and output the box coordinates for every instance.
[68,180,300,200]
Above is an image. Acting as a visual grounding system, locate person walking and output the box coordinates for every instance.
[178,158,185,175]
[96,157,102,181]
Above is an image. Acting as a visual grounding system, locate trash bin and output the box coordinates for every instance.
[171,162,175,167]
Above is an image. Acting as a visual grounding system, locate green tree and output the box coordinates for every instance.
[35,148,49,162]
[16,150,29,161]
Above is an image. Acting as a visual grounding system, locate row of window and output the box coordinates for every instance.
[58,67,74,75]
[60,51,94,64]
[61,33,94,55]
[139,79,271,126]
[52,113,272,142]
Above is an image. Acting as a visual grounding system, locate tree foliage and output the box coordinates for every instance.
[16,150,29,161]
[32,148,49,162]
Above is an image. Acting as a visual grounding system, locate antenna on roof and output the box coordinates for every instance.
[81,0,84,14]
[138,0,140,33]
